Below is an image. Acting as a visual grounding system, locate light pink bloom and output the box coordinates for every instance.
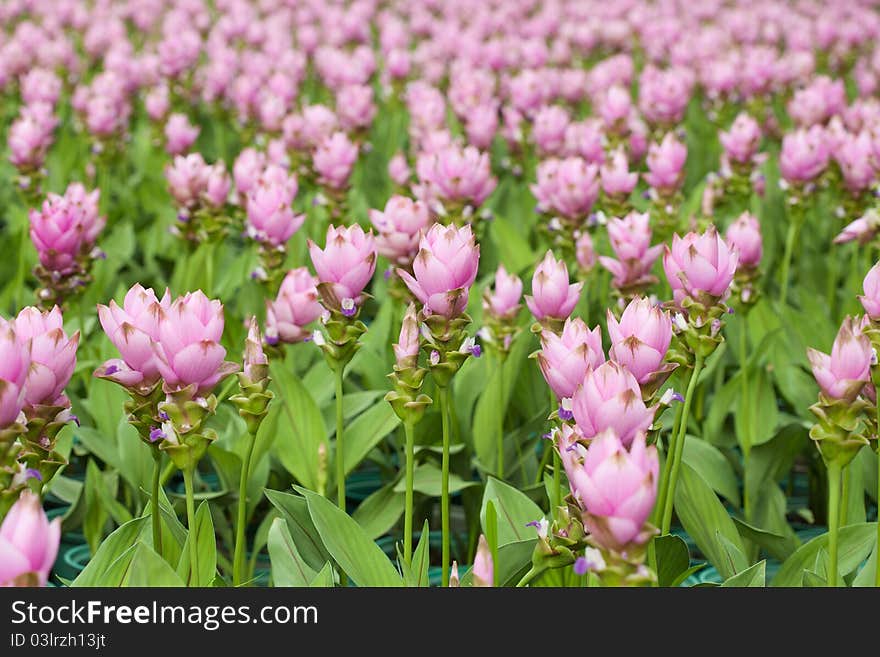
[246,173,304,247]
[719,113,762,165]
[663,227,738,306]
[576,232,597,272]
[571,361,656,446]
[418,144,496,208]
[537,318,604,400]
[532,105,570,156]
[861,262,880,320]
[265,268,323,345]
[369,196,432,265]
[336,84,376,131]
[473,534,493,587]
[484,265,523,320]
[29,187,106,274]
[393,303,420,370]
[309,224,377,310]
[644,132,687,193]
[0,491,61,586]
[725,212,763,269]
[164,113,200,156]
[233,148,266,197]
[397,223,480,318]
[388,152,411,186]
[14,306,78,408]
[779,126,830,185]
[599,212,663,290]
[526,251,583,323]
[0,323,29,428]
[807,316,872,402]
[600,149,638,198]
[313,132,358,190]
[607,298,672,385]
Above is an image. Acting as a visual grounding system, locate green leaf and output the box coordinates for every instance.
[82,378,128,440]
[716,531,750,576]
[352,481,405,540]
[492,214,535,273]
[126,543,186,587]
[682,438,740,506]
[654,534,690,588]
[735,367,779,447]
[298,487,402,587]
[269,362,327,491]
[721,560,766,587]
[733,517,797,562]
[393,463,477,497]
[401,520,431,588]
[310,562,336,587]
[772,523,877,586]
[852,536,878,587]
[268,517,318,587]
[264,489,331,571]
[342,402,400,476]
[745,424,808,500]
[71,517,148,586]
[83,460,110,555]
[480,477,544,546]
[673,462,747,579]
[176,501,217,587]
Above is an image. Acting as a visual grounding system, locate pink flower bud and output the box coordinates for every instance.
[20,68,62,106]
[29,186,106,274]
[243,318,268,381]
[369,196,432,266]
[560,429,658,551]
[388,152,411,186]
[598,84,632,129]
[598,212,663,291]
[576,232,597,272]
[563,120,605,164]
[835,213,879,246]
[532,157,600,221]
[393,303,421,369]
[484,264,523,320]
[835,131,876,194]
[0,491,60,586]
[336,84,377,131]
[860,261,880,320]
[166,153,210,209]
[807,316,872,402]
[532,104,570,156]
[663,226,738,306]
[309,224,377,308]
[572,361,656,446]
[233,148,267,197]
[313,132,358,190]
[246,172,304,247]
[9,107,56,171]
[152,290,238,395]
[464,104,499,150]
[202,163,231,209]
[526,250,583,322]
[537,318,604,400]
[14,306,78,408]
[164,113,200,156]
[473,534,494,587]
[638,66,693,126]
[398,223,480,318]
[607,298,672,385]
[719,112,761,165]
[144,84,170,122]
[600,148,638,198]
[0,323,29,428]
[97,283,171,390]
[779,126,829,185]
[417,144,496,208]
[265,268,323,345]
[645,132,687,194]
[724,212,762,269]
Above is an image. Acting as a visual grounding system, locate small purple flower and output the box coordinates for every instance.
[104,364,119,375]
[25,468,42,482]
[158,411,170,421]
[558,404,574,421]
[470,344,482,358]
[149,426,166,443]
[573,557,589,576]
[341,298,357,317]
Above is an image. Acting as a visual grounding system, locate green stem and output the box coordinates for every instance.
[779,218,800,307]
[654,402,685,526]
[740,320,751,521]
[515,565,540,588]
[534,440,553,485]
[553,451,562,511]
[151,448,162,555]
[827,461,842,587]
[439,386,451,587]
[497,354,505,480]
[335,367,345,511]
[661,352,705,535]
[403,420,415,566]
[233,432,257,587]
[182,466,200,587]
[875,445,880,587]
[840,464,850,529]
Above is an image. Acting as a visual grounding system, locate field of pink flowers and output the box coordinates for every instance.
[2,0,880,588]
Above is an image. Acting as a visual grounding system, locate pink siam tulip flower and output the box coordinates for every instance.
[265,268,323,345]
[548,157,600,221]
[20,68,62,106]
[13,307,78,408]
[336,84,377,132]
[417,144,496,209]
[473,534,493,587]
[560,429,658,551]
[599,212,664,291]
[152,291,238,396]
[779,126,830,185]
[465,104,499,151]
[313,132,358,191]
[644,132,687,194]
[725,212,763,269]
[563,120,605,164]
[598,84,632,131]
[600,149,638,199]
[638,66,693,126]
[369,196,432,266]
[393,303,421,371]
[96,284,171,391]
[166,153,210,210]
[834,212,880,246]
[526,251,583,324]
[532,105,570,156]
[576,232,597,273]
[537,318,604,401]
[663,227,738,306]
[8,104,57,171]
[835,132,876,195]
[242,319,268,382]
[860,261,880,320]
[484,265,523,320]
[29,187,106,274]
[144,84,170,122]
[397,223,480,319]
[719,113,762,165]
[807,316,872,403]
[607,298,673,386]
[0,491,60,586]
[245,173,304,247]
[309,224,377,313]
[388,152,411,186]
[164,113,200,156]
[233,148,267,198]
[202,163,231,209]
[571,361,656,446]
[0,322,29,428]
